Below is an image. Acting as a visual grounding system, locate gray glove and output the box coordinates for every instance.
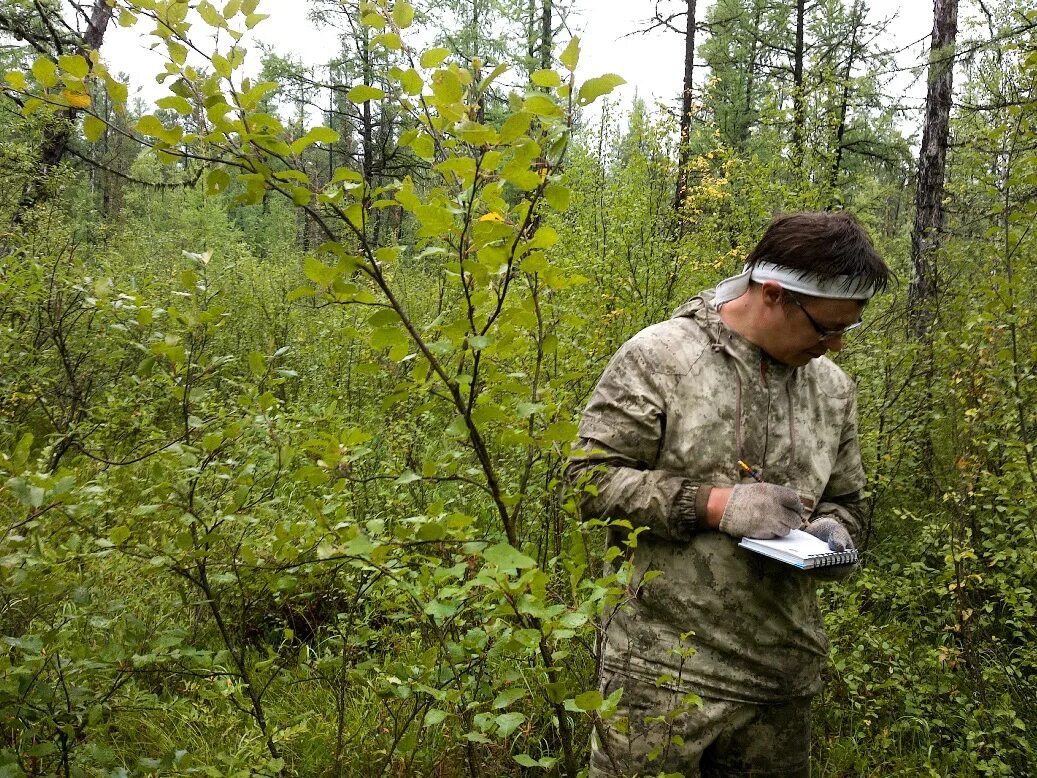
[719,483,803,539]
[803,516,857,581]
[803,516,853,551]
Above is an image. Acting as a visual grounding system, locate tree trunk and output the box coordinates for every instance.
[909,0,959,338]
[791,0,806,168]
[674,0,698,212]
[739,1,764,147]
[829,1,863,197]
[540,0,552,71]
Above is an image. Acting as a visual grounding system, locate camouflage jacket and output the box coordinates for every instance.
[571,291,867,702]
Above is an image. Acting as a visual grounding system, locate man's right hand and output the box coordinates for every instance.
[717,483,803,538]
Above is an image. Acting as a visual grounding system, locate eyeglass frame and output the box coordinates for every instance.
[784,292,864,342]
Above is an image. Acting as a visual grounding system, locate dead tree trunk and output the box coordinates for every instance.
[909,0,959,338]
[674,0,698,212]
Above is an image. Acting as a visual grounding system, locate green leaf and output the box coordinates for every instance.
[423,708,447,727]
[373,31,403,50]
[361,12,386,28]
[392,1,415,28]
[310,126,339,143]
[109,526,131,545]
[58,54,89,79]
[303,257,338,286]
[399,67,423,95]
[212,52,233,79]
[524,93,562,118]
[544,183,570,211]
[31,57,58,88]
[420,48,451,68]
[157,95,193,114]
[167,40,188,64]
[493,688,527,709]
[83,114,106,142]
[577,74,625,106]
[574,690,603,711]
[292,126,340,154]
[287,286,316,302]
[431,69,464,103]
[530,225,559,248]
[482,543,537,572]
[347,84,385,103]
[410,132,435,159]
[371,326,407,352]
[12,433,34,469]
[207,168,230,195]
[197,0,225,28]
[531,69,561,88]
[136,114,166,138]
[247,351,266,376]
[559,37,580,71]
[494,712,525,737]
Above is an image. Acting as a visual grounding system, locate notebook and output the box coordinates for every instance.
[738,529,858,569]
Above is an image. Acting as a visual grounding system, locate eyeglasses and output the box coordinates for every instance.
[787,294,863,342]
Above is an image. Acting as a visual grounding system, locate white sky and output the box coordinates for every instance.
[104,0,936,128]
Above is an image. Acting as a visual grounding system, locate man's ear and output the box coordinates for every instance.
[759,280,784,307]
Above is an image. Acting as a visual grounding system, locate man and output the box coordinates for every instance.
[570,212,890,777]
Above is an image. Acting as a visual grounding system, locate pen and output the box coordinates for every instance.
[738,460,763,482]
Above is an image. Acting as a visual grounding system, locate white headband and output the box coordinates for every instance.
[714,261,878,305]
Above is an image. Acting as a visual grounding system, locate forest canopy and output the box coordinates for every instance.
[1,0,1035,776]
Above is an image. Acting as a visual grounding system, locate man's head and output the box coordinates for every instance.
[715,211,891,367]
[744,211,890,294]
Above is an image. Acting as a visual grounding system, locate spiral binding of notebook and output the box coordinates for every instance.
[807,549,858,568]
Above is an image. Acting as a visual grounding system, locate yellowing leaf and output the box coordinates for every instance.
[479,212,505,222]
[4,71,28,92]
[63,90,92,109]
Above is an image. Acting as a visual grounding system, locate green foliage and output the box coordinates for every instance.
[2,0,1037,775]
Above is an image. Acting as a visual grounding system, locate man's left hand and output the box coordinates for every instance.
[804,516,853,551]
[803,516,856,581]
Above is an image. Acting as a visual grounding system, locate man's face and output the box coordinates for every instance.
[766,293,866,367]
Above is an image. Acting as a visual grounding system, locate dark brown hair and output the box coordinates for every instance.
[745,211,891,295]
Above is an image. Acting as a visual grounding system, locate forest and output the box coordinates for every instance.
[0,0,1035,775]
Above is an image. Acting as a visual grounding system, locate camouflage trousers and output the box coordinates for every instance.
[589,672,811,778]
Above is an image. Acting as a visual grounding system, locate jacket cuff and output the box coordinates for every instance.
[669,481,712,540]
